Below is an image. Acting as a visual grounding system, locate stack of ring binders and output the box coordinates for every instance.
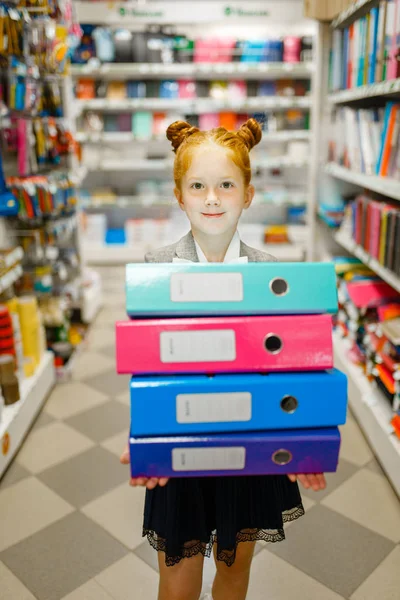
[116,262,348,478]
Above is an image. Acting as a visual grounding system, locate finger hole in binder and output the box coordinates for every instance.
[264,333,283,355]
[272,449,293,465]
[269,277,289,296]
[280,395,298,414]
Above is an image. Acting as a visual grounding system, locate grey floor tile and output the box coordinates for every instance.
[134,540,159,573]
[267,504,395,598]
[301,458,359,502]
[0,462,30,490]
[83,369,131,398]
[31,410,55,431]
[65,400,129,443]
[38,446,127,508]
[365,457,386,478]
[98,344,116,360]
[0,512,128,600]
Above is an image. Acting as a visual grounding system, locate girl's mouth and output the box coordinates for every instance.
[201,213,225,218]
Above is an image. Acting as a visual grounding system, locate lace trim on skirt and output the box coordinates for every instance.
[143,503,305,567]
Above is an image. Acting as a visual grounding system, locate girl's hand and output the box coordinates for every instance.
[119,445,169,490]
[287,473,327,492]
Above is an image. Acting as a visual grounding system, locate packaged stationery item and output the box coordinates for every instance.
[125,262,338,317]
[129,369,348,436]
[128,428,341,478]
[116,314,334,375]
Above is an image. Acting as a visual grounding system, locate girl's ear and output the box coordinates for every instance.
[244,184,255,209]
[174,187,185,211]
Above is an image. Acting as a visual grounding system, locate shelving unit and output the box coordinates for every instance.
[69,1,317,264]
[329,77,400,104]
[0,351,55,478]
[334,231,400,294]
[334,333,400,497]
[324,163,400,202]
[82,240,305,265]
[317,1,400,494]
[75,96,311,115]
[76,130,311,145]
[71,62,314,80]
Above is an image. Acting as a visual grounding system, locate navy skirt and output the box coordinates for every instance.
[143,474,304,567]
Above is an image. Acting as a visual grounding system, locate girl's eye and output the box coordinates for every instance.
[191,182,204,190]
[221,182,234,189]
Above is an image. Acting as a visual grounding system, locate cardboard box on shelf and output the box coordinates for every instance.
[304,0,349,21]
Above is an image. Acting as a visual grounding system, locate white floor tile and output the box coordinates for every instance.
[0,561,37,599]
[16,422,94,474]
[322,469,400,543]
[0,478,73,552]
[351,546,400,600]
[82,483,146,550]
[44,381,108,419]
[95,554,159,600]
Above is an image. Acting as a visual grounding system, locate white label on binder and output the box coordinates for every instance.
[176,392,252,423]
[160,330,236,363]
[170,273,243,303]
[172,447,246,471]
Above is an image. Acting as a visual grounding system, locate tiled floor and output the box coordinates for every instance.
[1,266,400,600]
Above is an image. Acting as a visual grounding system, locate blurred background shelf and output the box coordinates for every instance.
[71,62,314,80]
[333,333,400,497]
[0,352,55,478]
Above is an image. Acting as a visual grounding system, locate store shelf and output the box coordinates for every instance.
[85,156,309,173]
[325,163,400,202]
[331,0,378,29]
[76,130,311,145]
[333,332,400,498]
[75,96,311,115]
[70,62,314,80]
[334,231,400,294]
[329,78,400,104]
[82,240,305,265]
[0,263,23,295]
[0,351,56,478]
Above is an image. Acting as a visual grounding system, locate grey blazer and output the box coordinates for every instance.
[144,231,277,263]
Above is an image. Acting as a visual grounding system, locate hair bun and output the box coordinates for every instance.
[166,120,200,153]
[237,118,262,151]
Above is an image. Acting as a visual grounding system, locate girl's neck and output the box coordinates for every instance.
[192,228,236,263]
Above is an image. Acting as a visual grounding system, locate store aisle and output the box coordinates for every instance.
[0,267,399,600]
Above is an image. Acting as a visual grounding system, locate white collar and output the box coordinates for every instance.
[174,231,248,263]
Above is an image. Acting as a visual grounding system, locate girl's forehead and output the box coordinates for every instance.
[187,144,239,173]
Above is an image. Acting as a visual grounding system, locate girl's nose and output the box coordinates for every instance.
[205,191,220,206]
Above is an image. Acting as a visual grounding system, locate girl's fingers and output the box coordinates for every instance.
[307,474,319,491]
[298,474,310,489]
[287,474,297,483]
[146,478,159,490]
[316,473,327,489]
[159,477,169,487]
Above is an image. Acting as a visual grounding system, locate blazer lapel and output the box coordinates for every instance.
[174,231,199,262]
[240,240,253,261]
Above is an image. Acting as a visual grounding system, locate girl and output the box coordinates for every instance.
[121,118,326,600]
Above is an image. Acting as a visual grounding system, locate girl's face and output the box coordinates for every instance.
[174,144,254,237]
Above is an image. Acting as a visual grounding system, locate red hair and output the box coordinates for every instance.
[166,118,262,189]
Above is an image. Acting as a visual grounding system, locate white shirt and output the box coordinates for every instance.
[173,231,248,264]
